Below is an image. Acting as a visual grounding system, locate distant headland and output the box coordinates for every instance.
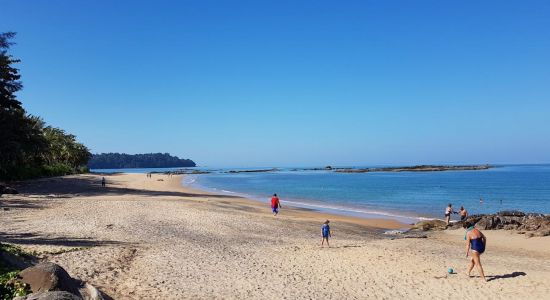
[88,153,196,169]
[332,164,491,173]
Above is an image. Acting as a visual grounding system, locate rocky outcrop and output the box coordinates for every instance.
[335,165,491,173]
[446,211,550,237]
[17,262,104,300]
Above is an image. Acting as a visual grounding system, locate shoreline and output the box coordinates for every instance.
[172,174,409,230]
[183,175,424,225]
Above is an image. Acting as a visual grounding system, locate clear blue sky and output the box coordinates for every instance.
[2,0,550,167]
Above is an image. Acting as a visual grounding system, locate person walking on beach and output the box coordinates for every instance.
[271,194,281,216]
[464,221,487,282]
[445,203,454,226]
[459,206,468,221]
[101,177,106,187]
[321,220,331,247]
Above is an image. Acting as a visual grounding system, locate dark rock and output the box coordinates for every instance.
[14,291,82,300]
[497,210,526,217]
[19,262,81,296]
[411,220,447,231]
[422,211,550,237]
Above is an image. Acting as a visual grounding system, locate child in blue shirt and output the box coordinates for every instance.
[321,220,331,247]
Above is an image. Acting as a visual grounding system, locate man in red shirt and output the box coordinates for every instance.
[271,193,281,215]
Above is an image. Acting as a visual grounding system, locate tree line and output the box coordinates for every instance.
[88,153,196,169]
[0,32,91,180]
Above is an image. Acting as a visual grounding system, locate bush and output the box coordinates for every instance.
[0,243,31,300]
[0,271,30,300]
[41,163,73,177]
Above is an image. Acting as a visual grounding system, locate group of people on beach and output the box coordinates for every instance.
[270,193,332,247]
[270,194,487,280]
[444,203,469,226]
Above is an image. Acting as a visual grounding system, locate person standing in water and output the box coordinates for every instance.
[459,206,468,221]
[445,203,454,226]
[271,194,281,216]
[464,221,487,282]
[321,220,331,247]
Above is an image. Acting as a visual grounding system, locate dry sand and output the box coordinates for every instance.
[1,173,549,299]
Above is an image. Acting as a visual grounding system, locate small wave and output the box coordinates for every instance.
[221,190,237,194]
[282,200,427,222]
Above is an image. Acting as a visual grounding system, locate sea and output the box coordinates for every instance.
[92,164,550,224]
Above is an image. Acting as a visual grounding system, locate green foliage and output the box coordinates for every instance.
[0,243,31,259]
[0,32,91,181]
[0,271,30,300]
[0,244,32,300]
[88,152,196,169]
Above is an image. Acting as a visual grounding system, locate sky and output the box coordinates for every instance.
[2,0,550,167]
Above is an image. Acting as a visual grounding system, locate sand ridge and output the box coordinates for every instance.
[1,173,549,299]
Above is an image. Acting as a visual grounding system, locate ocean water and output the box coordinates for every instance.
[186,165,550,223]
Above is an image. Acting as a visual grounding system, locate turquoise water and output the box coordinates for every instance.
[186,165,550,223]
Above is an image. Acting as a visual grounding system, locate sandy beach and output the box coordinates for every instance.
[1,173,549,299]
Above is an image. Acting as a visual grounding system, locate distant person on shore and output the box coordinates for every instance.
[271,194,281,216]
[445,203,455,226]
[464,221,487,282]
[101,177,106,187]
[321,220,331,247]
[459,206,468,221]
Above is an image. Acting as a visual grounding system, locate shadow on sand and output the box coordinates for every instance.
[0,231,125,248]
[12,174,240,199]
[487,271,527,281]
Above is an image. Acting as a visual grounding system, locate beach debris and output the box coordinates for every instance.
[384,230,405,235]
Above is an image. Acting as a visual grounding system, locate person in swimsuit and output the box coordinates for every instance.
[464,221,487,281]
[271,194,281,216]
[321,220,331,247]
[459,206,468,221]
[445,203,454,226]
[101,177,106,187]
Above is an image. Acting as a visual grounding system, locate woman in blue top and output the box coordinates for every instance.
[321,220,331,247]
[464,221,487,281]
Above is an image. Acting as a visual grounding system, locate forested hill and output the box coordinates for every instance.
[88,153,196,169]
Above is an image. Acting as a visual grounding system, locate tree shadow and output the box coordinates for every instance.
[0,199,46,210]
[0,231,125,248]
[13,175,240,199]
[487,271,527,281]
